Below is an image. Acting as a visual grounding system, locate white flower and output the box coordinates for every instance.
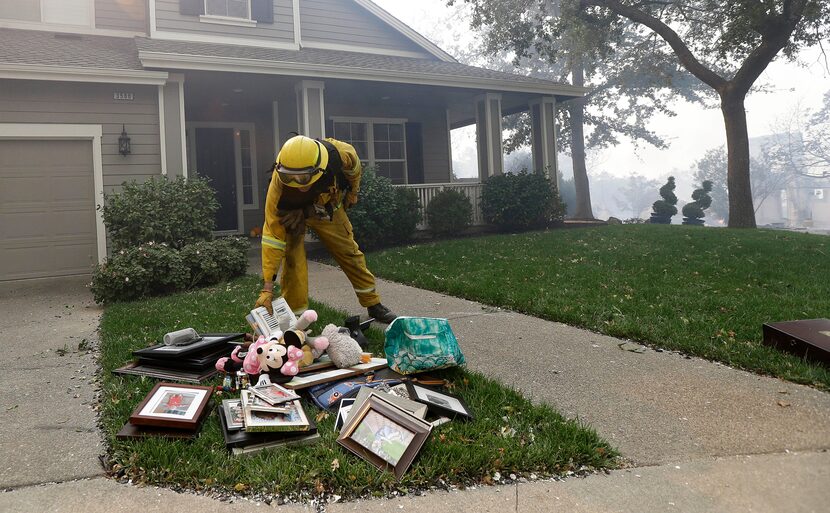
[125,277,130,282]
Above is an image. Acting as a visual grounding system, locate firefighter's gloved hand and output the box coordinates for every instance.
[255,289,274,314]
[344,192,359,209]
[279,209,306,236]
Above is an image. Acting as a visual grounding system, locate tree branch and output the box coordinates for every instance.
[580,0,727,91]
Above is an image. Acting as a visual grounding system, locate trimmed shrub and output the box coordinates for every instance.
[480,170,566,231]
[90,243,188,303]
[650,176,678,223]
[91,238,248,303]
[426,188,473,236]
[101,176,219,250]
[180,237,249,286]
[346,167,421,250]
[682,180,714,225]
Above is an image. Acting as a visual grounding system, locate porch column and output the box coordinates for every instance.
[159,73,188,178]
[475,92,504,179]
[530,96,558,187]
[295,80,326,139]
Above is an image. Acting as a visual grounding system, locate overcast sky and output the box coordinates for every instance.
[373,0,830,181]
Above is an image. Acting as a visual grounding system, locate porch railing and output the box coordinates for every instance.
[396,182,485,229]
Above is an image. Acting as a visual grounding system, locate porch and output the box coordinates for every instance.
[139,39,583,234]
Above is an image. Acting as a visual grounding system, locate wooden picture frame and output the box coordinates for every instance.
[404,382,473,421]
[129,382,213,430]
[337,394,432,480]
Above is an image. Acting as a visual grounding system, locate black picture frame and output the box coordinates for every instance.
[404,382,473,421]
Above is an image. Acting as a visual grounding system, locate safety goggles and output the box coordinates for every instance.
[277,166,322,187]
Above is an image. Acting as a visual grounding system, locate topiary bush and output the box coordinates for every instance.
[649,176,678,224]
[346,167,421,250]
[101,176,219,250]
[682,180,714,226]
[426,188,473,237]
[480,170,565,232]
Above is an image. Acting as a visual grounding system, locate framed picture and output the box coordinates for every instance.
[129,382,213,430]
[405,382,473,421]
[250,382,300,406]
[243,399,311,433]
[351,388,428,421]
[241,390,291,414]
[334,398,356,432]
[222,399,245,431]
[337,394,432,480]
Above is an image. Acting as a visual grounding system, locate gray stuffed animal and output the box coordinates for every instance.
[320,323,363,368]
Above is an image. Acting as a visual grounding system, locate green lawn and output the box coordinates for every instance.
[367,225,830,389]
[98,275,615,500]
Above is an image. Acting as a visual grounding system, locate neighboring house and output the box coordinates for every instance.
[0,0,583,281]
[749,134,830,229]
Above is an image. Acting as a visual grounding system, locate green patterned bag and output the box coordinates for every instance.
[384,317,465,375]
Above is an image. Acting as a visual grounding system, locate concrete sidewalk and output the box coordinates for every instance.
[1,267,829,512]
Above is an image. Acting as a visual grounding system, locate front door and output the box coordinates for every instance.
[194,127,237,232]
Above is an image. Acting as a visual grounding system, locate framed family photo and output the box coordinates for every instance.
[129,383,213,430]
[405,382,473,421]
[222,399,245,431]
[250,382,300,405]
[243,399,311,433]
[337,394,432,480]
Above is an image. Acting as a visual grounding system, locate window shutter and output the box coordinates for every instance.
[179,0,204,16]
[251,0,274,23]
[405,123,424,184]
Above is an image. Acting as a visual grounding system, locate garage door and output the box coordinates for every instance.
[0,139,98,280]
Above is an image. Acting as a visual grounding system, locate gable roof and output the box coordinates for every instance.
[136,37,584,98]
[351,0,457,63]
[0,28,143,70]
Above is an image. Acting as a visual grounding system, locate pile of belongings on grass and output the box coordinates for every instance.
[116,298,468,478]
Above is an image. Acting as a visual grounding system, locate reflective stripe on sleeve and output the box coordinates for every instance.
[353,286,376,294]
[262,236,286,250]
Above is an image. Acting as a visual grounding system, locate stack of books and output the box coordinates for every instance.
[113,333,244,383]
[218,383,318,455]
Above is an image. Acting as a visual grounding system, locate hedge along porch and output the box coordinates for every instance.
[138,39,584,234]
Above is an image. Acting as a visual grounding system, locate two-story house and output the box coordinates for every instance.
[0,0,583,281]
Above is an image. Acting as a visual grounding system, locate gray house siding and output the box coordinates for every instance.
[300,0,431,56]
[95,0,147,33]
[0,80,162,195]
[155,0,295,44]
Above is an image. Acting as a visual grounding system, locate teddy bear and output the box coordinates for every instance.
[283,309,330,368]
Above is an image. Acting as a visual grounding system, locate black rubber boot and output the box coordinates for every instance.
[367,303,398,324]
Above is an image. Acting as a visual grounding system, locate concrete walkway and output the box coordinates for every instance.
[1,266,829,512]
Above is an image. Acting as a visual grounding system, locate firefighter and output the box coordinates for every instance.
[254,135,398,324]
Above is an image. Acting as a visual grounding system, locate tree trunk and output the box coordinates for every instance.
[720,91,756,228]
[569,60,595,220]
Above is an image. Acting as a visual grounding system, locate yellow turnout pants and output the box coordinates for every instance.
[280,207,380,313]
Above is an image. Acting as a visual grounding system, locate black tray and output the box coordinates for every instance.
[133,333,245,359]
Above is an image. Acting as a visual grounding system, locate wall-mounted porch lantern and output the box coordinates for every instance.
[118,125,131,156]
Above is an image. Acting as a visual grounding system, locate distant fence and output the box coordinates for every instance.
[397,182,485,230]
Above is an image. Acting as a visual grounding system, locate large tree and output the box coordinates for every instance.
[572,0,829,228]
[453,0,707,220]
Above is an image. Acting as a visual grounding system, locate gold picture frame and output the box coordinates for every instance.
[337,394,432,480]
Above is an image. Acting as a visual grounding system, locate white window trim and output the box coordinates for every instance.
[199,15,256,27]
[186,122,259,235]
[329,117,408,185]
[0,123,106,264]
[203,0,252,21]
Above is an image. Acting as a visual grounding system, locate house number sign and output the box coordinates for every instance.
[113,92,135,101]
